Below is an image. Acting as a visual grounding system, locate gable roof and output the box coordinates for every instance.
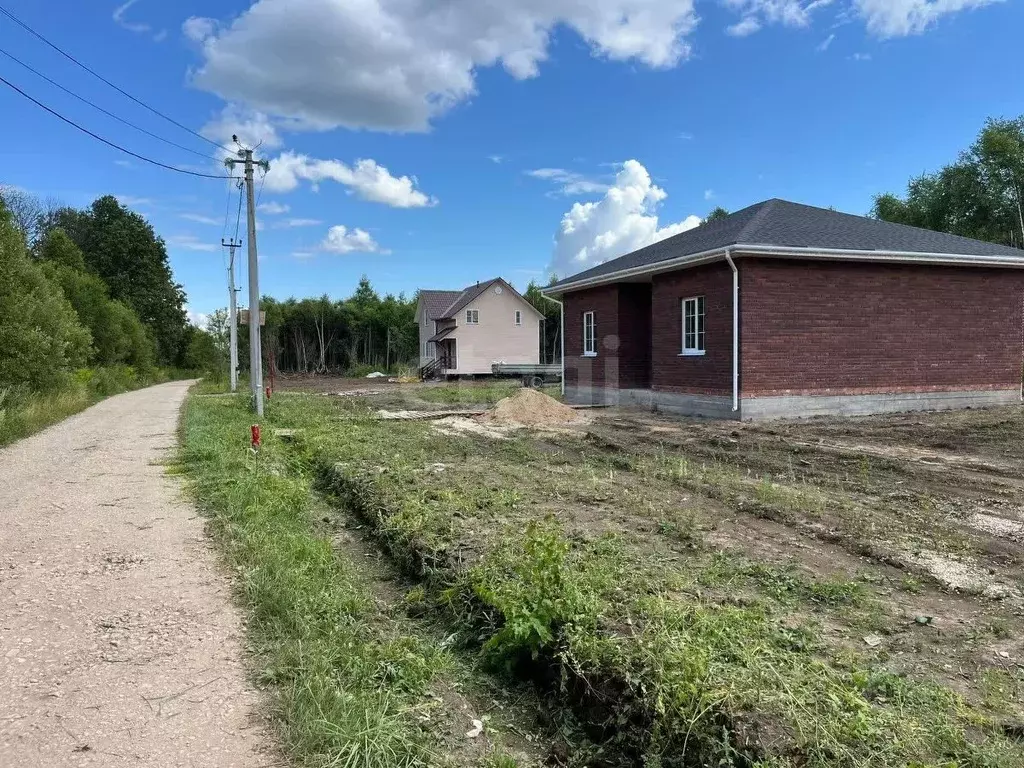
[547,198,1024,293]
[419,278,544,321]
[418,290,463,321]
[443,279,498,319]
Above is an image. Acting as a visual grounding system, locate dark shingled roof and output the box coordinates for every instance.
[428,326,455,343]
[548,198,1024,291]
[419,290,462,321]
[441,278,501,319]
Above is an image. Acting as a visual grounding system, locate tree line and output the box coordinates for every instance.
[874,116,1024,248]
[0,188,199,399]
[202,276,565,379]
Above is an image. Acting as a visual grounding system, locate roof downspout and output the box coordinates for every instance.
[724,250,739,414]
[541,294,565,396]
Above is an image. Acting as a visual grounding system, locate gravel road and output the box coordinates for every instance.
[0,381,272,766]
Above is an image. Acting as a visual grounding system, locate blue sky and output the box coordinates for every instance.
[1,0,1021,324]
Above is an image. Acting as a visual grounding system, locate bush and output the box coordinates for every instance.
[0,208,91,393]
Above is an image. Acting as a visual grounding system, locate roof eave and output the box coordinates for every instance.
[542,244,1024,295]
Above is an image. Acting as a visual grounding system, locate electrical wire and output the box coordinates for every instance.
[0,46,221,163]
[255,167,268,210]
[0,73,236,179]
[233,180,244,245]
[220,174,235,245]
[0,3,232,153]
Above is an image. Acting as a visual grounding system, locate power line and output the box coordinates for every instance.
[221,174,235,245]
[232,180,244,244]
[0,46,219,163]
[255,167,268,209]
[0,2,231,153]
[0,73,235,179]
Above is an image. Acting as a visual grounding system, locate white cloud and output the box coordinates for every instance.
[185,307,210,328]
[723,0,833,35]
[113,0,149,33]
[274,218,322,228]
[850,51,872,60]
[183,16,216,42]
[264,152,435,207]
[489,155,505,164]
[527,168,609,196]
[257,201,289,214]
[678,132,694,140]
[167,234,216,252]
[550,160,702,278]
[853,0,1002,37]
[704,189,715,200]
[817,32,836,50]
[201,104,282,151]
[180,213,220,225]
[184,0,699,133]
[115,195,152,206]
[725,16,762,36]
[113,0,165,41]
[320,225,387,255]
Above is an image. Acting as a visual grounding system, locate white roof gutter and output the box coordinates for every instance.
[542,243,1024,295]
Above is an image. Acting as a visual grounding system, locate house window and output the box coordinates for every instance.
[682,296,706,356]
[583,311,596,356]
[466,309,479,325]
[514,310,522,326]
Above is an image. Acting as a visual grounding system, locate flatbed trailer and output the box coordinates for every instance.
[490,362,562,387]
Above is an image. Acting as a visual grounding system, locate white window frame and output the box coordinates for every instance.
[681,296,706,356]
[465,309,479,325]
[582,311,597,357]
[514,310,522,326]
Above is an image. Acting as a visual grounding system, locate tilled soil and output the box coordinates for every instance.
[0,381,272,767]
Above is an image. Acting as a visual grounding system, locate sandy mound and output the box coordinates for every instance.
[484,388,584,427]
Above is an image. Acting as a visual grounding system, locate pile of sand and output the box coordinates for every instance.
[484,388,584,427]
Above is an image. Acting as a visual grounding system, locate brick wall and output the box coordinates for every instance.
[740,258,1024,396]
[564,284,619,388]
[616,283,652,388]
[651,262,734,395]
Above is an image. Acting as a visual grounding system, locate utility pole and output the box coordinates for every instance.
[225,143,270,415]
[221,237,241,392]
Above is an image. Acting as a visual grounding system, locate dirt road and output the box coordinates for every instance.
[0,381,271,766]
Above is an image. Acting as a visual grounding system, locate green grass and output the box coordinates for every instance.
[182,393,538,768]
[291,394,1023,768]
[181,393,448,767]
[0,366,191,447]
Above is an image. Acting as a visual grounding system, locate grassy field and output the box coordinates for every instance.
[183,385,1024,767]
[180,391,548,768]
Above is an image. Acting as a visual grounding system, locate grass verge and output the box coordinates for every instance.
[0,366,194,447]
[180,392,537,768]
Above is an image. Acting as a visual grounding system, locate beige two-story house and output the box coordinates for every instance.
[416,278,543,375]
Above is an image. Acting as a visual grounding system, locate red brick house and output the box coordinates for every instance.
[543,199,1024,419]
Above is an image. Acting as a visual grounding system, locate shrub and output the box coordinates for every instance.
[0,207,91,393]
